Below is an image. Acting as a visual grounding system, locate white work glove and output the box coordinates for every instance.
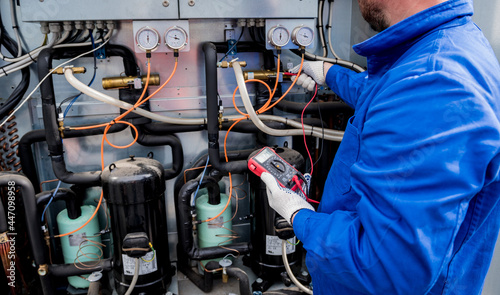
[261,172,315,225]
[289,61,325,91]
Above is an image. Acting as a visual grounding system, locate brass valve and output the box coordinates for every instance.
[217,61,247,68]
[102,74,161,90]
[243,70,292,82]
[51,67,86,75]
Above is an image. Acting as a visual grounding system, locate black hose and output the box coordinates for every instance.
[142,122,206,134]
[173,149,255,199]
[203,42,248,175]
[227,267,251,295]
[142,120,293,134]
[19,124,128,193]
[133,126,184,179]
[290,49,365,73]
[48,259,112,277]
[19,130,45,193]
[205,176,221,205]
[106,45,139,77]
[36,188,81,219]
[275,100,353,114]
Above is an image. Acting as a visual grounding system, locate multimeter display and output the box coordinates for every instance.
[248,147,303,190]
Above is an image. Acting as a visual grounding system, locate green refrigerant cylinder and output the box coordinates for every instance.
[56,205,102,289]
[195,193,232,250]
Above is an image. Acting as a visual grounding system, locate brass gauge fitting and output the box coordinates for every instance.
[102,74,161,90]
[243,70,292,82]
[217,61,247,68]
[51,67,86,75]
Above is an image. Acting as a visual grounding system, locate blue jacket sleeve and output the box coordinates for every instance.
[293,71,500,294]
[325,65,367,108]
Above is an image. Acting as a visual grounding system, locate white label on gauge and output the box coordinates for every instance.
[265,235,296,256]
[122,252,158,276]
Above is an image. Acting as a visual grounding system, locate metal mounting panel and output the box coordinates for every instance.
[265,19,316,50]
[133,20,190,53]
[179,0,318,19]
[20,0,179,21]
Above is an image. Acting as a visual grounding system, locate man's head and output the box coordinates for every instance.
[358,0,449,32]
[358,0,390,32]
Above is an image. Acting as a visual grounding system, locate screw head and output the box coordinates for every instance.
[188,0,195,6]
[162,0,169,7]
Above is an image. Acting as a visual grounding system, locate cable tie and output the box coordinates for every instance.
[325,25,332,29]
[310,126,314,136]
[1,67,7,76]
[12,26,18,29]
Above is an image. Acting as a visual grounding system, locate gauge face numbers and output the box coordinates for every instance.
[165,26,188,50]
[136,27,160,51]
[292,26,314,47]
[268,25,290,47]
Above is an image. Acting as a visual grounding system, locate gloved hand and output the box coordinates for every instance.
[289,61,325,91]
[261,172,315,225]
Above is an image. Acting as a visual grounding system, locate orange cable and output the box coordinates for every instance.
[232,79,272,117]
[261,54,304,113]
[260,54,280,111]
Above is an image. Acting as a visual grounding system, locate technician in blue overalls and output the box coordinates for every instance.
[261,0,500,293]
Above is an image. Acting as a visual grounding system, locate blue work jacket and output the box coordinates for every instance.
[293,0,500,294]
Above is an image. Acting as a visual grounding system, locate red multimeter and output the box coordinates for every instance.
[248,147,304,191]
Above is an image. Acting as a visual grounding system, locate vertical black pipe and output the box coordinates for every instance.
[203,42,248,175]
[38,48,102,185]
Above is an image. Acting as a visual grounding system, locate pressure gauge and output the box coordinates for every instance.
[267,25,290,47]
[136,27,160,52]
[164,26,188,50]
[292,25,314,47]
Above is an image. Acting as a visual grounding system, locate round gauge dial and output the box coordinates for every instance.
[165,26,188,50]
[268,25,290,47]
[136,27,160,51]
[292,26,314,47]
